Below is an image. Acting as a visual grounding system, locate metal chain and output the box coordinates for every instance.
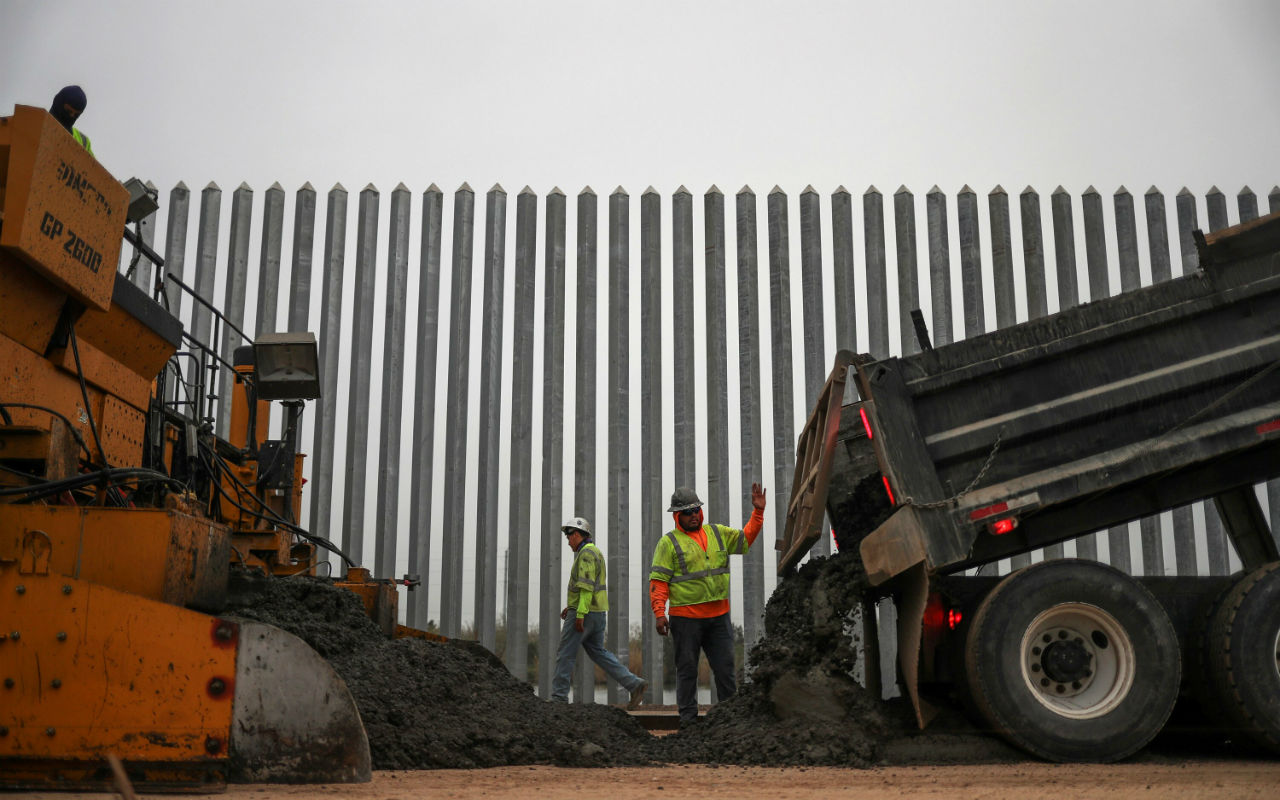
[903,427,1004,509]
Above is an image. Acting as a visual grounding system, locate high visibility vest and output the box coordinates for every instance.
[72,128,93,156]
[567,541,608,615]
[648,524,749,607]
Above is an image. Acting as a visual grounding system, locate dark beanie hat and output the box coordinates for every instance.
[51,85,87,130]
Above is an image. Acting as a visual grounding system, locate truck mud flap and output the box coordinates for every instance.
[895,562,938,730]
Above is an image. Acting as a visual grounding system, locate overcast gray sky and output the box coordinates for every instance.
[4,0,1278,631]
[6,0,1279,198]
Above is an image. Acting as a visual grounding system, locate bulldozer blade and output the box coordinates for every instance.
[228,621,371,783]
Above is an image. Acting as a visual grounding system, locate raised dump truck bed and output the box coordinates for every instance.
[778,210,1280,763]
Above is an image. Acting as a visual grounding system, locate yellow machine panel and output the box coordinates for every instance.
[0,508,230,610]
[0,571,235,785]
[0,105,127,312]
[0,251,66,354]
[0,333,143,468]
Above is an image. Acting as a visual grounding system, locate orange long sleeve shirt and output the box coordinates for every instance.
[650,508,764,619]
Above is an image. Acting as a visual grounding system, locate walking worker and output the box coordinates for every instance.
[552,516,648,709]
[50,85,93,155]
[650,483,767,726]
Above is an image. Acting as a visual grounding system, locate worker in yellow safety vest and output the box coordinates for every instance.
[50,85,93,155]
[551,516,648,709]
[649,483,767,726]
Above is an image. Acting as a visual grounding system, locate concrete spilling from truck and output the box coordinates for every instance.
[223,552,1020,770]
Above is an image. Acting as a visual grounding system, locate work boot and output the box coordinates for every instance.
[627,680,648,710]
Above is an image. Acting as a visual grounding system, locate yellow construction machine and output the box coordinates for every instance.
[0,104,409,790]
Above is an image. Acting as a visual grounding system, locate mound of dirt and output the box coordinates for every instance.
[223,570,663,769]
[666,550,916,766]
[222,548,1016,770]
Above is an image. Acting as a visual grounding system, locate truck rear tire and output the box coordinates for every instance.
[963,559,1180,762]
[1201,561,1280,754]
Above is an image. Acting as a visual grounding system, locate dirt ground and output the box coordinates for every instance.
[13,762,1280,800]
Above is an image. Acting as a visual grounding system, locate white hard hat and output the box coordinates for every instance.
[561,516,592,536]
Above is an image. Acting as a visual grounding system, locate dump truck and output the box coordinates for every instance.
[0,104,447,790]
[778,209,1280,762]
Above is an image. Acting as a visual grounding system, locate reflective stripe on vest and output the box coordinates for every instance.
[665,526,731,584]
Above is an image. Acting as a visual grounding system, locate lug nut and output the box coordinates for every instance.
[1031,646,1041,656]
[1072,681,1082,690]
[1040,677,1050,687]
[1056,684,1066,693]
[1042,633,1052,643]
[1030,663,1041,673]
[1058,630,1068,639]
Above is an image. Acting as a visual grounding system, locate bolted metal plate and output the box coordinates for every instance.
[228,621,371,783]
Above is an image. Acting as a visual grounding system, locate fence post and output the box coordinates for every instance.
[504,186,538,678]
[190,183,221,389]
[831,187,856,352]
[214,184,253,441]
[864,187,888,359]
[162,182,190,322]
[407,185,443,628]
[800,186,828,558]
[374,184,412,580]
[476,184,507,654]
[639,187,664,704]
[767,187,795,571]
[1238,186,1258,223]
[1020,187,1048,322]
[310,185,347,559]
[538,187,567,696]
[287,183,316,334]
[704,186,731,583]
[1084,186,1127,571]
[1171,188,1202,575]
[736,187,765,652]
[894,187,918,357]
[255,183,285,337]
[672,187,696,491]
[1202,187,1232,575]
[988,186,1015,330]
[574,186,597,702]
[340,184,380,568]
[441,183,476,634]
[926,186,952,347]
[606,186,631,700]
[957,186,984,340]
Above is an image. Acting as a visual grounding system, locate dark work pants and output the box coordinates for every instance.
[670,612,736,723]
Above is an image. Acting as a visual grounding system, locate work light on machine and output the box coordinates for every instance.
[252,332,321,401]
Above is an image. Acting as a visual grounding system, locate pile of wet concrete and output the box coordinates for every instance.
[224,549,1015,770]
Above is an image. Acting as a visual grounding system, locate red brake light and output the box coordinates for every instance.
[860,406,874,440]
[882,475,896,505]
[948,609,963,630]
[991,518,1017,535]
[969,501,1009,521]
[1257,419,1280,435]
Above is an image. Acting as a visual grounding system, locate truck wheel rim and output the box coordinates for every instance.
[1019,602,1135,720]
[1273,625,1280,683]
